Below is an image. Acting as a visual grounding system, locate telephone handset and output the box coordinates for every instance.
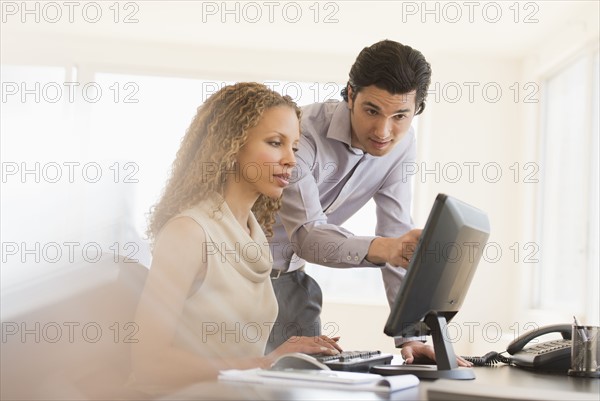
[506,323,572,372]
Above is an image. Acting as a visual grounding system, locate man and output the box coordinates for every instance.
[267,40,467,365]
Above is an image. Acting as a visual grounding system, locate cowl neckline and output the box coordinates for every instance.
[194,195,272,283]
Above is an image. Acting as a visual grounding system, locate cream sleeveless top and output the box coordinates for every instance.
[172,196,278,358]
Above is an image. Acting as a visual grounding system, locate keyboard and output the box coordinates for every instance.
[314,350,394,372]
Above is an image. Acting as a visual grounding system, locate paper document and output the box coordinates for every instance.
[218,368,419,393]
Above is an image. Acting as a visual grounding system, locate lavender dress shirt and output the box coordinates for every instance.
[269,100,417,310]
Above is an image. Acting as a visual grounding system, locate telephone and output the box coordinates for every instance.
[464,323,572,372]
[506,323,572,372]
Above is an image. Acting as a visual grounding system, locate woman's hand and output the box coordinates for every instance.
[263,335,343,367]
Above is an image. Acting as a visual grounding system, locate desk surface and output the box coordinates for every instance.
[164,364,600,401]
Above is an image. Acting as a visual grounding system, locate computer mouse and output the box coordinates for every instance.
[270,352,331,371]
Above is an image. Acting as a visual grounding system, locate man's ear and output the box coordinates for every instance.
[347,85,354,109]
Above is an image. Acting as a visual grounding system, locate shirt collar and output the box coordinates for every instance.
[326,101,364,156]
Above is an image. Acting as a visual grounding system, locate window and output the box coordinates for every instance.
[86,73,237,242]
[1,65,74,289]
[1,67,349,289]
[83,76,345,244]
[535,50,599,324]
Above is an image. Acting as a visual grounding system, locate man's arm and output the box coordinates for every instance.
[278,172,378,268]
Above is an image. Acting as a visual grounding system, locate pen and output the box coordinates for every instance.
[573,315,589,342]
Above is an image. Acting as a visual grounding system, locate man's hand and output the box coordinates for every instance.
[367,229,422,267]
[400,341,473,367]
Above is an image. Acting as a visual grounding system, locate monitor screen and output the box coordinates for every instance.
[374,193,490,380]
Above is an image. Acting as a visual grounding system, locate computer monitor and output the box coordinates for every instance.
[371,193,490,380]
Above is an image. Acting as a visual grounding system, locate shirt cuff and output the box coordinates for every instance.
[338,235,379,266]
[394,336,427,348]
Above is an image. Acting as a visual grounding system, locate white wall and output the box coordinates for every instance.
[416,54,525,354]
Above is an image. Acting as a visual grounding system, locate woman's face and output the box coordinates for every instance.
[235,106,300,199]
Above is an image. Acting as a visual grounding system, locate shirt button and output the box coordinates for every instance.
[347,256,351,261]
[354,256,359,261]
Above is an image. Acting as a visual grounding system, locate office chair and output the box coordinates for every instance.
[1,254,149,400]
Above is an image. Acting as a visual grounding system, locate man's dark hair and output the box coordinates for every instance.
[340,40,432,115]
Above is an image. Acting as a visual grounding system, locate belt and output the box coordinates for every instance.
[270,266,305,279]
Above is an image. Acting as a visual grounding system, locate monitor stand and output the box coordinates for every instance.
[371,312,475,380]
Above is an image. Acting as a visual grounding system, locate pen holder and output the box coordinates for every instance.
[568,325,600,378]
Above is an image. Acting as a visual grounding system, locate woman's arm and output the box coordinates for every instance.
[132,217,230,385]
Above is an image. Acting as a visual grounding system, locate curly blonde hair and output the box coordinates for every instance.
[147,82,301,243]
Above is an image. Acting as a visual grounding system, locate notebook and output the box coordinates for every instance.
[218,368,419,393]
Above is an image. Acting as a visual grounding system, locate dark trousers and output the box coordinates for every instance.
[265,269,322,354]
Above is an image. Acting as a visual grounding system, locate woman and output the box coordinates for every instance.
[131,83,340,391]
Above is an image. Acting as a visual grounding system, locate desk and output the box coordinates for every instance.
[163,365,600,401]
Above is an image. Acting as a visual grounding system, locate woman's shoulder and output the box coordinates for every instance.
[155,214,207,250]
[150,215,209,274]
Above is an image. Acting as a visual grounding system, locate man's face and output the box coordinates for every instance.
[347,85,417,157]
